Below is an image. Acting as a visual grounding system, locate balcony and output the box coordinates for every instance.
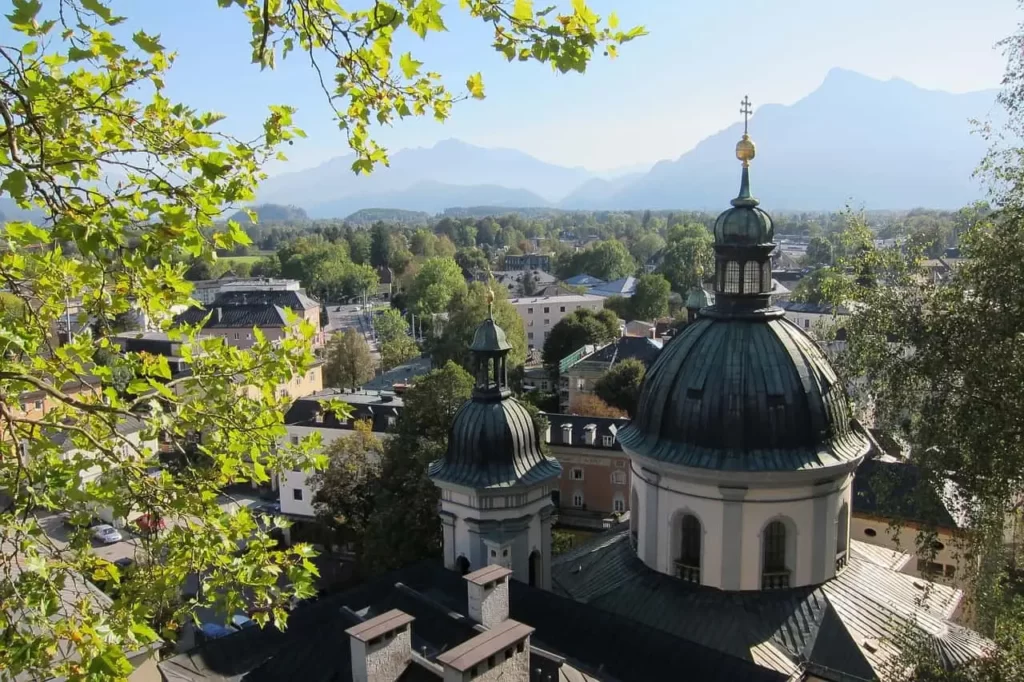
[835,550,848,573]
[674,561,701,585]
[761,570,791,590]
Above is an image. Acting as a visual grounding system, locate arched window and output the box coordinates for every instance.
[762,520,790,589]
[456,555,471,576]
[743,261,760,293]
[528,550,541,587]
[836,503,850,572]
[675,514,702,584]
[762,263,772,292]
[724,262,741,293]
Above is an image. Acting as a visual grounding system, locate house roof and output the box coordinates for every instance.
[563,274,605,287]
[852,458,959,529]
[543,413,629,450]
[581,336,663,368]
[158,560,785,682]
[552,530,989,679]
[175,290,319,329]
[285,390,403,429]
[586,276,638,298]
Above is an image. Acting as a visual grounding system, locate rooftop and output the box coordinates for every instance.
[345,609,415,643]
[464,565,513,586]
[509,294,604,305]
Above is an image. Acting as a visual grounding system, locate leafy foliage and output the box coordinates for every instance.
[0,0,642,677]
[568,393,626,418]
[430,282,527,371]
[594,358,646,417]
[659,223,714,292]
[542,308,620,369]
[408,256,467,315]
[554,239,635,280]
[630,273,671,320]
[323,328,375,389]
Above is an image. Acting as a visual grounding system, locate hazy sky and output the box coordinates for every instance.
[113,0,1017,173]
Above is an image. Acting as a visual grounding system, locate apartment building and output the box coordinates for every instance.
[175,288,325,349]
[508,294,604,350]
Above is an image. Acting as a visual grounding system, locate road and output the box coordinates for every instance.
[325,302,381,364]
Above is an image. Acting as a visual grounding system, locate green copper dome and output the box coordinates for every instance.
[617,316,868,471]
[685,285,714,311]
[469,317,512,353]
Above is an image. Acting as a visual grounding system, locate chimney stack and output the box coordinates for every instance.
[560,423,572,445]
[437,618,534,682]
[463,565,512,629]
[214,307,223,323]
[345,609,415,682]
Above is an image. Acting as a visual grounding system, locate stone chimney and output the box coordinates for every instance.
[463,565,512,629]
[437,618,534,682]
[345,609,415,682]
[560,423,572,445]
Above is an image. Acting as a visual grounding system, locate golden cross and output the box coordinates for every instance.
[740,95,753,135]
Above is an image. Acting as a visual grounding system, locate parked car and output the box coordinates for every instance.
[134,513,166,535]
[254,501,280,515]
[91,524,123,544]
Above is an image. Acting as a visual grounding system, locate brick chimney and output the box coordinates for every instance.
[463,565,512,628]
[437,618,534,682]
[345,609,414,682]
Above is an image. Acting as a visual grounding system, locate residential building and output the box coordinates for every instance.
[521,365,555,394]
[190,276,303,306]
[175,288,325,350]
[472,269,557,296]
[542,414,631,530]
[585,276,638,299]
[559,336,663,413]
[278,390,403,522]
[776,300,849,353]
[503,252,552,271]
[623,320,655,338]
[508,294,604,350]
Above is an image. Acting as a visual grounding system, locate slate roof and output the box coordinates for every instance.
[618,315,870,472]
[543,413,629,451]
[853,458,959,529]
[158,560,785,682]
[581,336,663,368]
[175,290,319,329]
[551,531,990,680]
[285,389,403,432]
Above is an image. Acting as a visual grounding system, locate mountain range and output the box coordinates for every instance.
[256,68,999,216]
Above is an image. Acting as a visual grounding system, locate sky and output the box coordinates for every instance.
[102,0,1019,174]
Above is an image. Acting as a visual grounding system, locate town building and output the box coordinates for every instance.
[543,414,631,531]
[507,294,604,351]
[502,253,552,272]
[175,288,325,350]
[277,390,403,521]
[775,300,850,354]
[623,319,655,338]
[375,265,394,300]
[559,336,662,413]
[472,269,557,296]
[562,274,604,288]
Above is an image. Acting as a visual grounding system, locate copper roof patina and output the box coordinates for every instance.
[430,310,561,489]
[619,121,868,472]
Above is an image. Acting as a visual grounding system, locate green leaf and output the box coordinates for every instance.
[513,0,533,22]
[80,0,114,23]
[1,170,28,199]
[608,11,619,29]
[131,622,160,642]
[7,0,42,29]
[399,52,422,79]
[466,72,485,99]
[132,31,164,54]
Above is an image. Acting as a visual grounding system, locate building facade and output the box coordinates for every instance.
[175,288,325,349]
[508,294,604,350]
[559,336,662,413]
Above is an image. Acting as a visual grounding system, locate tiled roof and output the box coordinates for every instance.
[552,531,988,679]
[853,457,959,529]
[286,390,402,431]
[586,276,638,297]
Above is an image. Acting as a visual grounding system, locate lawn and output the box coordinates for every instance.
[219,255,263,265]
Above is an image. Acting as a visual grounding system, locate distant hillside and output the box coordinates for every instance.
[344,208,431,225]
[258,138,588,213]
[610,69,997,210]
[558,173,643,208]
[231,204,309,224]
[307,181,549,219]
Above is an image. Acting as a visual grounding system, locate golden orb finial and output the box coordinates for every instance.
[486,287,495,305]
[736,95,756,167]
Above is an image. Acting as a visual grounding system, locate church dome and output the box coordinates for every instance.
[618,314,868,471]
[429,309,561,489]
[619,115,867,473]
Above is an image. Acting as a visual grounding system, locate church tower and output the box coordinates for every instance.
[618,97,870,590]
[429,292,562,588]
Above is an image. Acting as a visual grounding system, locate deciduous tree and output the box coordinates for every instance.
[569,394,627,418]
[408,257,468,316]
[323,329,375,389]
[542,309,620,369]
[630,274,671,320]
[594,358,647,417]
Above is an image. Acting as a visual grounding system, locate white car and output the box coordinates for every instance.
[91,524,123,544]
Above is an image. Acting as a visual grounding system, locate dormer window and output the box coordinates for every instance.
[602,435,614,447]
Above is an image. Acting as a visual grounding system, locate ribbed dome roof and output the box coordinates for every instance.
[713,203,774,245]
[429,398,561,488]
[618,315,869,472]
[469,317,511,352]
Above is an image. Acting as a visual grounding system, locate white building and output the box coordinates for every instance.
[507,294,604,350]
